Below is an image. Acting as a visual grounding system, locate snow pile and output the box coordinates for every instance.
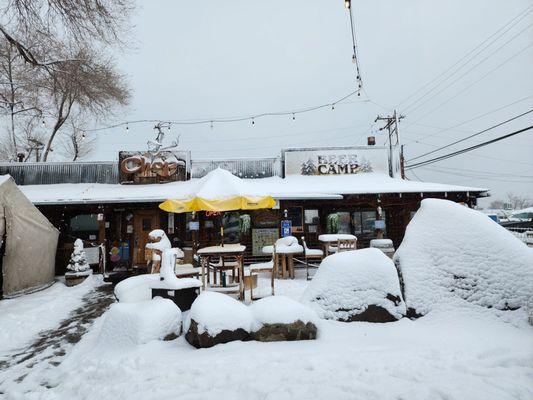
[66,238,92,276]
[187,291,254,336]
[262,236,304,254]
[97,298,182,348]
[114,274,160,302]
[394,199,533,315]
[250,295,318,329]
[302,248,406,321]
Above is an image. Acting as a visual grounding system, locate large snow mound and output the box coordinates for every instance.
[188,291,254,336]
[250,295,319,329]
[302,248,406,321]
[97,298,182,348]
[394,199,533,315]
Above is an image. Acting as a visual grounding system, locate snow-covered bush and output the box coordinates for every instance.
[302,248,406,322]
[185,291,254,348]
[97,298,182,348]
[66,239,91,275]
[394,199,533,316]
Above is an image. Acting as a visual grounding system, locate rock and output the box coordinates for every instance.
[302,249,406,323]
[252,320,317,342]
[186,319,251,348]
[185,292,254,348]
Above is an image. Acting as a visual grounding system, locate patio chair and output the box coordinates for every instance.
[208,256,239,286]
[332,238,357,253]
[301,236,323,280]
[247,259,275,299]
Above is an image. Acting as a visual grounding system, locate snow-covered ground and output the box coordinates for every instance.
[1,270,532,400]
[0,275,101,354]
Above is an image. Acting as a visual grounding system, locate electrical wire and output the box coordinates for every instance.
[407,109,533,162]
[395,4,533,110]
[405,125,533,170]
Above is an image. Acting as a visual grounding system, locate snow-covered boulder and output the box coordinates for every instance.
[185,291,253,348]
[394,199,533,316]
[302,248,406,322]
[250,296,319,341]
[97,298,182,348]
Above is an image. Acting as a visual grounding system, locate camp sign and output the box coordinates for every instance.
[282,146,390,176]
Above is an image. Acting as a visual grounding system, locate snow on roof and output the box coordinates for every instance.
[18,171,488,205]
[0,174,11,186]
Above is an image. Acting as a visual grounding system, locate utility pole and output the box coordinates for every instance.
[375,110,404,178]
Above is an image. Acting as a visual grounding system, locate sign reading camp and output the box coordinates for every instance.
[283,147,390,176]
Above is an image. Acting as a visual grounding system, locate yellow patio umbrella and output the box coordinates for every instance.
[159,168,276,213]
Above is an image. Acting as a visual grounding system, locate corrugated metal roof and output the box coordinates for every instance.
[0,157,281,185]
[191,158,280,179]
[0,162,119,185]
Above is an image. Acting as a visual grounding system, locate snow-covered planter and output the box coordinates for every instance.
[65,239,93,287]
[185,292,254,348]
[302,248,406,322]
[114,274,160,302]
[394,199,533,317]
[97,298,182,348]
[250,296,319,341]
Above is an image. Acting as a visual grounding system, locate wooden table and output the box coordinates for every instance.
[318,234,357,256]
[262,245,303,279]
[197,244,246,300]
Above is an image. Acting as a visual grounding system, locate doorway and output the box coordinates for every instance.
[133,210,160,265]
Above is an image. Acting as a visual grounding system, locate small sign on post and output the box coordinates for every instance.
[281,219,292,238]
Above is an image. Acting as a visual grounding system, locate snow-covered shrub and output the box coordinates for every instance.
[185,291,253,348]
[97,298,182,348]
[250,296,319,341]
[66,239,91,274]
[302,248,406,322]
[394,199,533,316]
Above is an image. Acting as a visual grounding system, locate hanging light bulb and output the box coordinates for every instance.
[331,104,335,110]
[352,54,357,64]
[292,113,295,121]
[252,117,255,125]
[125,124,129,132]
[42,119,45,125]
[168,124,171,131]
[344,0,351,9]
[210,121,214,130]
[81,131,86,140]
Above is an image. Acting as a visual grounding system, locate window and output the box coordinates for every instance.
[352,210,387,237]
[222,212,241,244]
[337,212,351,234]
[69,214,99,240]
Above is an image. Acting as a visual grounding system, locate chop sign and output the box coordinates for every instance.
[120,154,179,177]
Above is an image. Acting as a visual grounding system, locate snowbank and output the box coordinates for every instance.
[302,248,406,321]
[250,295,318,329]
[394,199,533,316]
[188,291,254,336]
[97,298,182,348]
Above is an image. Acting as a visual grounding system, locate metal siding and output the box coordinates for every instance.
[0,162,119,185]
[191,158,281,178]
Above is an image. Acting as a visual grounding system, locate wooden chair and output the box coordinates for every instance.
[247,259,275,299]
[208,256,239,286]
[301,236,323,280]
[336,239,357,252]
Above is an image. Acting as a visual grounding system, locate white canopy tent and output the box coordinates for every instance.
[0,175,59,297]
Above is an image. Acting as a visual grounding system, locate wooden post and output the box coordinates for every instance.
[98,208,106,274]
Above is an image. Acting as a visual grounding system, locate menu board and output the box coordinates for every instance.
[252,228,279,256]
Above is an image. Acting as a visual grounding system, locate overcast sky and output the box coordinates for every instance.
[89,0,533,206]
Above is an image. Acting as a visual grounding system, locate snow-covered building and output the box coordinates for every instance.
[0,144,488,273]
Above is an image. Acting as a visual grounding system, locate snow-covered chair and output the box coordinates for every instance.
[246,260,275,299]
[301,237,323,280]
[329,238,357,254]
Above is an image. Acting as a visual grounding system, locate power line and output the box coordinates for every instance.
[395,4,533,110]
[405,125,533,170]
[403,42,533,127]
[407,109,533,162]
[403,22,533,116]
[403,95,533,144]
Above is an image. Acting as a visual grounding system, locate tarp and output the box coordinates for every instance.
[159,168,276,213]
[0,175,59,297]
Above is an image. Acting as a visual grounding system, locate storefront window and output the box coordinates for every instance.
[351,211,387,237]
[223,212,241,244]
[69,214,98,240]
[337,212,351,234]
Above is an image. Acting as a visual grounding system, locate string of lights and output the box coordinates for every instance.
[344,0,363,95]
[84,90,370,133]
